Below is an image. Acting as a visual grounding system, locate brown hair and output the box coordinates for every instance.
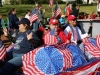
[8,8,16,15]
[66,2,70,6]
[23,24,31,30]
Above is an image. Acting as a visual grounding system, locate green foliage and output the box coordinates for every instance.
[13,0,65,4]
[0,4,97,21]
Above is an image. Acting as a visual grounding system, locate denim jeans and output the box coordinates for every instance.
[0,51,23,75]
[33,20,38,32]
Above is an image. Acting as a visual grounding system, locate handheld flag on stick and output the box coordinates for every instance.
[29,9,38,24]
[53,2,61,18]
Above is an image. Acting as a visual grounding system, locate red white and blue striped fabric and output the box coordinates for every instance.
[6,44,14,52]
[58,59,100,75]
[42,32,57,45]
[0,44,6,60]
[82,35,100,58]
[22,45,72,75]
[29,10,38,24]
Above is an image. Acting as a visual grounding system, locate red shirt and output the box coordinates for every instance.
[66,7,72,17]
[90,14,95,19]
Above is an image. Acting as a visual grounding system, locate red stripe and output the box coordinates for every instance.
[96,35,100,48]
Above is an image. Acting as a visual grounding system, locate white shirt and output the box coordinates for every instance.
[97,3,100,12]
[64,26,88,43]
[25,14,30,20]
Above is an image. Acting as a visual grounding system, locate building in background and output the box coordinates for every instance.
[61,0,97,4]
[83,0,97,4]
[2,0,10,4]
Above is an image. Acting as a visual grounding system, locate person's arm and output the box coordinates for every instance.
[3,28,16,43]
[26,32,41,48]
[28,38,40,48]
[78,27,88,39]
[6,33,16,43]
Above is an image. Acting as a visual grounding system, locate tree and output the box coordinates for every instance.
[20,0,64,4]
[0,0,2,7]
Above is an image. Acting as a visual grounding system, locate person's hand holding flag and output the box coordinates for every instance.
[65,31,72,44]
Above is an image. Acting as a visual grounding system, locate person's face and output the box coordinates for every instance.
[69,19,77,27]
[0,15,2,18]
[28,12,31,15]
[50,24,59,30]
[18,24,27,32]
[13,9,17,14]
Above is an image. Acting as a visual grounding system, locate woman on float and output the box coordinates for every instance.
[0,18,40,75]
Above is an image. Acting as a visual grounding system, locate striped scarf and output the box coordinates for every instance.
[69,25,81,41]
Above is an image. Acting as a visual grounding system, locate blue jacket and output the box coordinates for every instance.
[59,18,65,25]
[13,30,40,54]
[8,13,19,29]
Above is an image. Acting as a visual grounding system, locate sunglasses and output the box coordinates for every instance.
[72,19,77,21]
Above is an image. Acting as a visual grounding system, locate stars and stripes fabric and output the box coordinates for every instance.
[0,40,6,60]
[6,44,14,52]
[53,3,61,18]
[22,45,72,75]
[82,35,100,58]
[42,31,57,45]
[66,43,87,67]
[49,0,53,7]
[58,59,100,75]
[29,10,38,24]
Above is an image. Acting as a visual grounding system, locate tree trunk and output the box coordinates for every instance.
[0,0,2,7]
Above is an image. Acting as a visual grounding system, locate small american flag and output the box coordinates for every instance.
[49,0,53,7]
[53,3,61,18]
[29,9,38,24]
[0,40,6,60]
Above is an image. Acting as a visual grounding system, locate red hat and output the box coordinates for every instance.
[38,27,45,32]
[49,18,59,25]
[68,15,76,21]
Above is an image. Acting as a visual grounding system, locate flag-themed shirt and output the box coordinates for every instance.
[42,28,69,45]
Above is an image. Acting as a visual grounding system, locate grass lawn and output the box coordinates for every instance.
[0,4,97,21]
